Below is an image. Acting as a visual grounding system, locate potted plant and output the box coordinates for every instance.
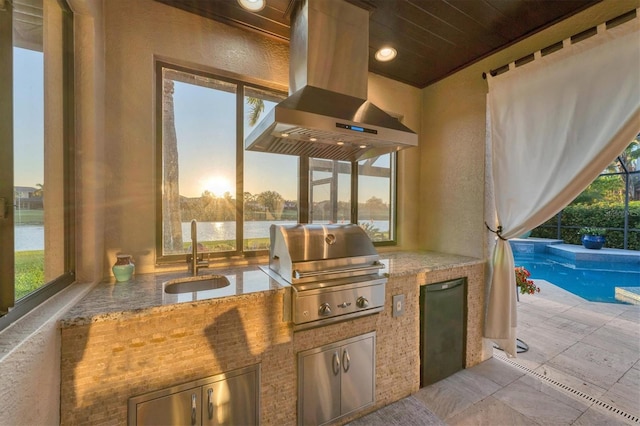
[515,266,540,295]
[579,227,607,250]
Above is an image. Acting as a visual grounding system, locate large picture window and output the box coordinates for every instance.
[156,62,397,263]
[0,0,75,328]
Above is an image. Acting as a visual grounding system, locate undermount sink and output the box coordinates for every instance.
[164,275,231,294]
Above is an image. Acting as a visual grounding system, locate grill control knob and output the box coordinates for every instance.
[319,303,332,316]
[356,297,369,309]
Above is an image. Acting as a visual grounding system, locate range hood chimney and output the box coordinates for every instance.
[245,0,418,162]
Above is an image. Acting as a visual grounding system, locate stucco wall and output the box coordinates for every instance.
[0,282,94,425]
[368,74,422,251]
[418,0,640,259]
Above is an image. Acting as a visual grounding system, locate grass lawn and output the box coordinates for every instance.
[15,250,45,300]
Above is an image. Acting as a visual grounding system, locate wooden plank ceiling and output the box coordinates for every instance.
[154,0,601,88]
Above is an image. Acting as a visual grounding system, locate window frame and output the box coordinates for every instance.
[0,0,75,331]
[155,61,398,265]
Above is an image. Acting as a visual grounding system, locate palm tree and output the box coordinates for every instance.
[620,135,639,200]
[33,183,44,198]
[163,79,184,253]
[246,97,265,127]
[607,135,640,201]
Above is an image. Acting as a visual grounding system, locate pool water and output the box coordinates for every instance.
[512,253,640,304]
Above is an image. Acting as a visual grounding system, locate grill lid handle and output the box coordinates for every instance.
[293,262,384,279]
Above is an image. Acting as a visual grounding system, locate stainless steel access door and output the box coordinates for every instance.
[299,346,341,425]
[136,387,202,426]
[298,332,376,426]
[340,337,374,416]
[129,364,260,426]
[202,369,258,425]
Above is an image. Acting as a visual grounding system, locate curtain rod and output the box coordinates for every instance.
[482,9,637,80]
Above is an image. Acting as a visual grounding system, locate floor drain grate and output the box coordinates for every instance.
[494,352,640,424]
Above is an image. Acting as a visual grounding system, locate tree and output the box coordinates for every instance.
[572,137,640,205]
[244,191,256,204]
[201,190,216,221]
[257,190,284,220]
[246,97,265,127]
[220,192,236,221]
[364,196,388,219]
[582,176,625,204]
[33,183,44,198]
[163,79,184,253]
[615,135,639,201]
[609,135,639,175]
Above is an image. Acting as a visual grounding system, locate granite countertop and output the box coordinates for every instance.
[59,265,284,328]
[60,251,482,328]
[379,250,483,277]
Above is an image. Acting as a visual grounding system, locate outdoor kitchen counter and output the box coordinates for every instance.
[58,251,486,425]
[59,251,482,328]
[59,265,286,328]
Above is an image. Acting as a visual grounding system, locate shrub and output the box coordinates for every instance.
[532,202,640,250]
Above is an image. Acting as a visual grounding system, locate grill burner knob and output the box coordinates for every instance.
[319,303,332,316]
[356,296,369,309]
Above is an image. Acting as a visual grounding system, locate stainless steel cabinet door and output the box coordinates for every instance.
[202,370,258,425]
[299,347,341,425]
[298,332,376,425]
[340,336,374,416]
[136,387,202,426]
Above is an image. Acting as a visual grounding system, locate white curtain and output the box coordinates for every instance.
[485,16,640,357]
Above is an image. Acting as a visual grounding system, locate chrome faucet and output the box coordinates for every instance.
[187,219,209,276]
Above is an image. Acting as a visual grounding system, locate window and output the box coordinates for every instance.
[310,159,351,224]
[157,63,294,261]
[0,0,75,329]
[358,155,395,242]
[243,87,298,251]
[160,68,239,256]
[308,155,396,242]
[157,63,397,262]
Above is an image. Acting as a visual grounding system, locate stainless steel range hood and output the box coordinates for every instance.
[245,0,418,162]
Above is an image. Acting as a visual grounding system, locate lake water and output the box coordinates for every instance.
[15,225,45,251]
[15,220,390,251]
[181,220,389,242]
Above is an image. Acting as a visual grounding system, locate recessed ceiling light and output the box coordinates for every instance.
[359,144,367,149]
[375,47,397,62]
[281,133,289,138]
[337,141,345,146]
[237,0,265,12]
[309,137,317,142]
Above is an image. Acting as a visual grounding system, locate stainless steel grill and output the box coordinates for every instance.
[267,223,387,330]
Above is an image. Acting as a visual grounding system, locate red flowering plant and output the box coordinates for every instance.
[515,266,540,295]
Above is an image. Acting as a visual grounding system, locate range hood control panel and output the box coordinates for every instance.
[336,122,378,135]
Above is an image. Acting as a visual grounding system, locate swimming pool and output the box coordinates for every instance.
[513,252,640,304]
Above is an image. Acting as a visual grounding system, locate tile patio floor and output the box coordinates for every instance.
[395,279,639,425]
